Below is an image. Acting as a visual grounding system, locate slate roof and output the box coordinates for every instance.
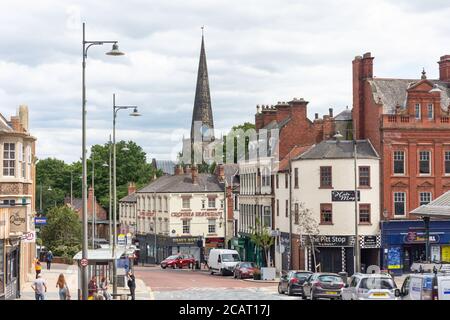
[137,173,224,194]
[368,78,450,114]
[410,191,450,218]
[296,140,379,160]
[152,159,176,175]
[0,115,13,133]
[119,192,137,203]
[334,107,352,121]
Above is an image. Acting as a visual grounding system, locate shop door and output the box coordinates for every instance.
[318,247,342,273]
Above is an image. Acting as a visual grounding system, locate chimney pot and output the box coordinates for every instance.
[191,166,199,184]
[329,108,333,117]
[315,113,319,120]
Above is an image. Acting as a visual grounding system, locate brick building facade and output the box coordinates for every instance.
[353,53,450,220]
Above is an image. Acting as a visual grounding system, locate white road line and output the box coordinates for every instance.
[148,286,155,300]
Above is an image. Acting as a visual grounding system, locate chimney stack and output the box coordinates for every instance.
[128,182,136,195]
[185,164,192,174]
[191,166,199,184]
[18,105,29,132]
[329,108,333,117]
[315,113,319,120]
[217,164,225,181]
[174,164,184,175]
[438,55,450,82]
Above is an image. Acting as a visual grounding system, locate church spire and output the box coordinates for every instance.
[190,28,214,143]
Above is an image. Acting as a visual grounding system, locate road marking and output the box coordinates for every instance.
[148,286,155,300]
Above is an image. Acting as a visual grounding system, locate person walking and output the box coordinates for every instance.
[56,273,71,300]
[127,271,136,300]
[88,275,98,300]
[99,276,112,300]
[46,250,54,270]
[31,273,47,300]
[34,257,42,279]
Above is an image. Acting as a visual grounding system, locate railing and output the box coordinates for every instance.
[441,116,449,123]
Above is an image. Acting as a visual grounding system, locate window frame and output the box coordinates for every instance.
[415,103,421,119]
[358,166,371,187]
[419,192,432,206]
[294,168,299,189]
[208,219,216,234]
[320,166,332,188]
[427,103,434,120]
[3,143,16,177]
[419,150,431,175]
[182,197,191,209]
[208,197,216,209]
[393,150,405,175]
[393,192,406,216]
[359,203,371,224]
[320,203,333,225]
[182,219,190,234]
[444,151,450,175]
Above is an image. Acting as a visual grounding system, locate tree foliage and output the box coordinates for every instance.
[40,206,82,255]
[294,203,320,271]
[250,217,275,267]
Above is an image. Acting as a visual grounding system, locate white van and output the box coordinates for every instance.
[208,249,241,276]
[399,273,450,300]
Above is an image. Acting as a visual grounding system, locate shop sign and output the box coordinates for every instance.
[9,207,27,233]
[310,235,354,247]
[403,232,440,244]
[331,190,360,202]
[442,246,450,263]
[171,212,221,218]
[431,245,441,262]
[20,231,36,243]
[34,217,47,225]
[361,235,380,248]
[170,236,203,246]
[118,234,126,246]
[205,237,224,244]
[387,246,402,270]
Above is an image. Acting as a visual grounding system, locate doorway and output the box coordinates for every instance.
[403,244,426,272]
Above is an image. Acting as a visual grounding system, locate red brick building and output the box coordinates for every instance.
[353,53,450,220]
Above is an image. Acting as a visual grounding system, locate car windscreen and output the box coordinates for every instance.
[166,255,179,260]
[318,275,343,283]
[222,254,240,262]
[359,277,395,290]
[294,272,311,280]
[240,262,255,268]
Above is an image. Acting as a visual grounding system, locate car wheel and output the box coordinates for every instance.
[278,284,284,295]
[172,264,176,269]
[161,265,166,269]
[219,269,224,276]
[233,272,237,279]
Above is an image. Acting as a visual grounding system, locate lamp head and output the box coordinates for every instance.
[333,131,344,140]
[129,107,141,117]
[106,43,125,56]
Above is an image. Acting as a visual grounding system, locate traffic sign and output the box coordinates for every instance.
[80,258,88,267]
[34,217,47,225]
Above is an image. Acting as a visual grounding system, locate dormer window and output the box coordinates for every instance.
[427,103,434,119]
[415,103,421,119]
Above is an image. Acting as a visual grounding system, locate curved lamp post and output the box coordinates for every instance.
[81,22,124,300]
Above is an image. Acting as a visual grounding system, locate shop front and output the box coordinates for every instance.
[205,237,224,255]
[4,240,20,300]
[230,237,246,260]
[381,220,450,275]
[303,235,355,274]
[359,235,381,273]
[136,234,172,264]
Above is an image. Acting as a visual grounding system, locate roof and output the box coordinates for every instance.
[119,192,137,203]
[334,107,352,121]
[73,248,125,261]
[137,173,224,194]
[221,164,239,186]
[296,140,379,160]
[410,191,450,218]
[368,78,450,114]
[152,159,176,175]
[278,145,313,171]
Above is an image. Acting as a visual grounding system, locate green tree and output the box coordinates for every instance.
[223,122,256,163]
[250,218,275,267]
[40,206,82,258]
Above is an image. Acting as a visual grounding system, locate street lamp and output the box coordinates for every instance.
[112,93,141,296]
[81,22,124,300]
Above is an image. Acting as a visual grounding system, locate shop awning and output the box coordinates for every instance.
[410,191,450,219]
[73,248,126,261]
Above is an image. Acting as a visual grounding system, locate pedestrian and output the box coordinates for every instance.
[56,273,71,300]
[99,275,112,300]
[88,275,98,300]
[127,271,136,300]
[34,257,42,279]
[31,273,47,300]
[46,250,54,270]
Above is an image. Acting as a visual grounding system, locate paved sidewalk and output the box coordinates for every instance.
[17,263,152,300]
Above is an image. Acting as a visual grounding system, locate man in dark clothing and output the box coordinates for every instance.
[127,271,136,300]
[46,251,53,270]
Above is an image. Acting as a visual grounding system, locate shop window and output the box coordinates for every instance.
[320,166,332,188]
[393,151,405,174]
[359,166,370,187]
[419,151,431,174]
[320,204,333,224]
[419,192,432,206]
[359,204,371,224]
[394,192,406,216]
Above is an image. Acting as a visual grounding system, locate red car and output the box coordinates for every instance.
[233,262,258,279]
[160,254,196,269]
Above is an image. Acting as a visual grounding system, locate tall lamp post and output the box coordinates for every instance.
[112,93,141,296]
[81,22,124,300]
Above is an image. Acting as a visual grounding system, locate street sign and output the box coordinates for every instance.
[34,217,47,225]
[118,234,126,246]
[80,258,88,267]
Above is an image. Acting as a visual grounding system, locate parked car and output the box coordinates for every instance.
[399,272,450,300]
[341,273,399,300]
[233,262,259,279]
[278,270,313,296]
[302,273,345,300]
[208,249,241,276]
[160,254,196,269]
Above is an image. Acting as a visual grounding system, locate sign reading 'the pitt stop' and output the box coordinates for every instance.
[331,190,360,202]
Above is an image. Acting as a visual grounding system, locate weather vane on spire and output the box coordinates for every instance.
[201,25,205,37]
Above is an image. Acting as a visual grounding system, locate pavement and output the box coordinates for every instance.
[17,263,152,300]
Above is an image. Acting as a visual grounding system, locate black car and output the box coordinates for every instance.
[278,270,313,296]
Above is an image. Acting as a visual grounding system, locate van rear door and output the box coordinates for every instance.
[409,277,423,300]
[438,277,450,300]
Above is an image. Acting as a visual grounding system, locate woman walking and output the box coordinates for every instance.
[127,271,136,300]
[56,273,71,300]
[34,258,42,279]
[99,276,112,300]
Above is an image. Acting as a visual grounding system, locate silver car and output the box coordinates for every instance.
[341,273,400,300]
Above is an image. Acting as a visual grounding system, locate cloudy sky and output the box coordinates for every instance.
[0,0,449,163]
